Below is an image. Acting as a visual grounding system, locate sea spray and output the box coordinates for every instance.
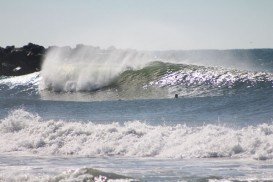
[39,45,152,92]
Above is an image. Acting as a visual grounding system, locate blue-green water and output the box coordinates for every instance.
[1,58,273,181]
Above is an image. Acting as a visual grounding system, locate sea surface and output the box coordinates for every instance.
[1,48,273,181]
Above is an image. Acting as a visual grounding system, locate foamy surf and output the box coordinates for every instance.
[1,109,273,160]
[0,167,135,182]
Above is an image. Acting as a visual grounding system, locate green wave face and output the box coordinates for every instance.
[105,61,180,99]
[113,61,183,88]
[106,61,273,99]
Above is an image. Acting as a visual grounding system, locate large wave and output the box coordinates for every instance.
[1,46,273,100]
[1,61,273,100]
[1,109,273,160]
[39,46,273,96]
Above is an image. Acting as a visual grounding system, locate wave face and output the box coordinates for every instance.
[115,61,273,98]
[1,109,273,160]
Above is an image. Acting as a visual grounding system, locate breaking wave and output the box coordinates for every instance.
[1,61,273,99]
[37,46,273,98]
[1,109,273,160]
[1,46,273,100]
[40,46,151,92]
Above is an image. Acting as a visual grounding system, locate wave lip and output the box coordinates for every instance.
[1,109,273,160]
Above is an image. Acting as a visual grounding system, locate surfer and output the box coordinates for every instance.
[174,94,178,98]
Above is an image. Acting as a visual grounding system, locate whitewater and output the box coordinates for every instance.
[1,46,273,181]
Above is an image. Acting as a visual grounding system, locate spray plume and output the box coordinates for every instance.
[40,45,152,92]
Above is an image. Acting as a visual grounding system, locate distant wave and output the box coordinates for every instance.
[1,109,273,160]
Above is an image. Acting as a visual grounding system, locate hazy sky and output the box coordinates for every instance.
[1,0,272,50]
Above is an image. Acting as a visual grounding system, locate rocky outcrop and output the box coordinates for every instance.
[0,43,45,76]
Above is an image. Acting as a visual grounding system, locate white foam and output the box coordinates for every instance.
[0,72,40,89]
[1,109,273,160]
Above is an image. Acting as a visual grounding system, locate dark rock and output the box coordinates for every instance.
[0,43,45,76]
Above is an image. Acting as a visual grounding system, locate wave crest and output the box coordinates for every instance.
[40,46,151,92]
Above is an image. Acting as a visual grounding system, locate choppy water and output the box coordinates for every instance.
[1,48,273,181]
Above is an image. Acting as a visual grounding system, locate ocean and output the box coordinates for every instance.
[1,48,273,181]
